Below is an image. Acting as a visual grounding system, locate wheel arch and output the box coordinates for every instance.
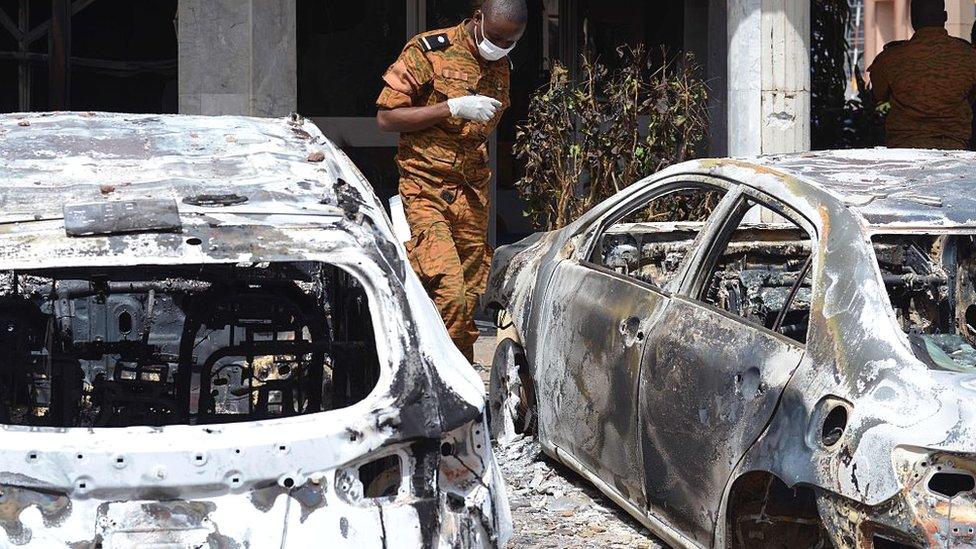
[718,470,830,548]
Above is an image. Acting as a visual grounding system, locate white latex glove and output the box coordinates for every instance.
[447,95,502,122]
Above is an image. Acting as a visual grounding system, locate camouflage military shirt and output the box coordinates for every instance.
[376,22,511,188]
[869,27,976,150]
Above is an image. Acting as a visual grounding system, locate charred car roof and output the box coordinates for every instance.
[0,111,382,225]
[752,148,976,229]
[0,112,400,270]
[0,113,511,547]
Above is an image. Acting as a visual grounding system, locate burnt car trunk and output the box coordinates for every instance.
[0,112,512,548]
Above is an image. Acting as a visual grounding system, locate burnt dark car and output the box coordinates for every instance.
[0,112,510,547]
[485,149,976,548]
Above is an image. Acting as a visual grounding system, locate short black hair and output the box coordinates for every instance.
[483,0,528,25]
[971,19,976,44]
[911,0,947,29]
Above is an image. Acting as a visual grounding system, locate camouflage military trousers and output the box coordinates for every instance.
[401,177,491,361]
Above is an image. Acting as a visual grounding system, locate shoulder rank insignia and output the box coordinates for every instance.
[420,33,451,53]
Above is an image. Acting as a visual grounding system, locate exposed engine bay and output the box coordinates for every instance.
[0,262,379,427]
[874,234,976,372]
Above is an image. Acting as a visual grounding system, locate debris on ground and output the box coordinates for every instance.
[495,434,667,549]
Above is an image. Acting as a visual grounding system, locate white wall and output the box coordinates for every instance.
[946,0,975,42]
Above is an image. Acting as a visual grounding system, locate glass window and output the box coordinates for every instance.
[70,0,178,113]
[0,1,17,112]
[697,201,814,344]
[0,60,16,113]
[590,186,725,290]
[0,0,177,113]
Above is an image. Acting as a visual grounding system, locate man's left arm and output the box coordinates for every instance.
[868,54,892,103]
[375,45,451,133]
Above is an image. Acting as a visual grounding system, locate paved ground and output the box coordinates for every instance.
[496,435,666,548]
[473,327,499,366]
[474,331,667,548]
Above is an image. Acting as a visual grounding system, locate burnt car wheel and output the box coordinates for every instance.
[489,338,536,442]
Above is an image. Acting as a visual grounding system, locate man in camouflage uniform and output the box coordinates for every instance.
[868,0,976,149]
[376,0,526,361]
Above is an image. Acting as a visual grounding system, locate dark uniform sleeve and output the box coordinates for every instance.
[376,42,435,110]
[868,50,893,103]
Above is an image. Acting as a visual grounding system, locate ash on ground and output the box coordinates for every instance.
[495,435,667,549]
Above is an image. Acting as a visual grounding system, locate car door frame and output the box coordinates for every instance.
[679,186,820,314]
[574,176,743,291]
[531,174,742,547]
[636,182,820,546]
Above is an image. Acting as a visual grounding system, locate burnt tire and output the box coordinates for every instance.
[488,338,535,442]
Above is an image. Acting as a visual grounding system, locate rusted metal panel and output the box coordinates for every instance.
[641,297,804,544]
[63,198,181,236]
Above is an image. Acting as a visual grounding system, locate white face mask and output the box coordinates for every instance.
[476,15,516,61]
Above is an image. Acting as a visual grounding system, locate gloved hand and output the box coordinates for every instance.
[447,95,503,122]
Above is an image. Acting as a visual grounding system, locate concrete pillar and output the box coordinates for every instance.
[177,0,297,117]
[760,0,811,154]
[727,0,810,156]
[727,0,763,156]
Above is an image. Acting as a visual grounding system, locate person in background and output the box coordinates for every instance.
[375,0,526,362]
[868,0,976,149]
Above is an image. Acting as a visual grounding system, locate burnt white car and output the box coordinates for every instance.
[0,112,510,547]
[486,150,976,548]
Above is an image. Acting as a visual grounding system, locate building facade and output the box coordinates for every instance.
[175,0,815,241]
[0,0,819,242]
